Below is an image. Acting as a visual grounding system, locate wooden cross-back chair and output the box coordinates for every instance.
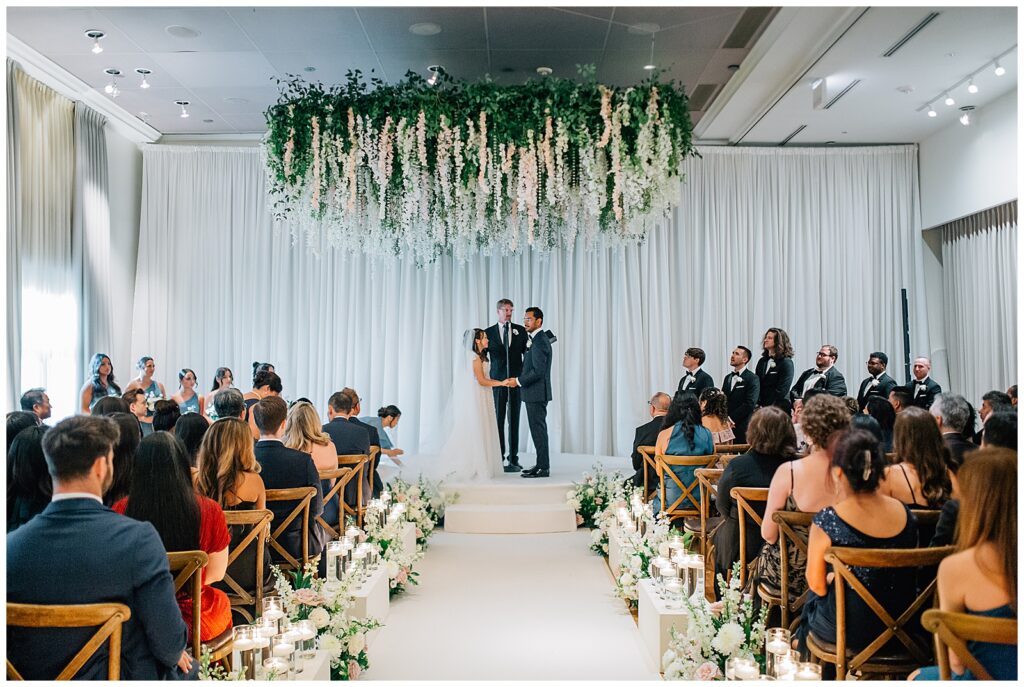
[316,466,357,539]
[693,468,723,556]
[731,487,769,588]
[264,487,317,571]
[656,453,719,520]
[166,550,236,664]
[7,602,131,680]
[806,545,955,680]
[221,509,273,624]
[637,446,658,502]
[337,454,368,527]
[759,510,815,631]
[713,443,750,468]
[367,445,380,495]
[921,609,1018,681]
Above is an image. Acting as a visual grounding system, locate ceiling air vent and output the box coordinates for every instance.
[779,124,806,147]
[823,79,861,109]
[687,84,719,111]
[723,7,774,49]
[882,12,940,57]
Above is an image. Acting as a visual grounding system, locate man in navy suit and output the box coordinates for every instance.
[485,299,529,472]
[511,307,555,478]
[7,415,192,680]
[323,390,371,510]
[722,346,760,443]
[253,396,325,564]
[677,347,714,395]
[341,388,382,497]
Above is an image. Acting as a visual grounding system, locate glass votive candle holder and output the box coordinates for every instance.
[764,627,791,676]
[325,541,344,584]
[282,625,305,672]
[271,633,296,675]
[794,662,822,680]
[650,556,669,580]
[773,650,800,679]
[726,655,759,680]
[231,625,257,680]
[294,619,318,662]
[253,620,276,670]
[263,656,290,680]
[663,577,685,609]
[261,596,285,633]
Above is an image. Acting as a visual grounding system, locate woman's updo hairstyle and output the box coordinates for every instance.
[378,405,401,419]
[831,429,886,493]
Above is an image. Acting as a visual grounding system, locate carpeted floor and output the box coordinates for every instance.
[363,530,659,680]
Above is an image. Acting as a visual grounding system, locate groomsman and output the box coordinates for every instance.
[903,356,942,410]
[857,352,898,410]
[677,347,714,395]
[722,346,759,443]
[790,344,847,401]
[485,299,528,472]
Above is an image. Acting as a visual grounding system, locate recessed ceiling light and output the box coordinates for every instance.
[536,67,552,76]
[103,68,122,77]
[102,68,122,97]
[927,106,937,117]
[825,141,836,145]
[175,100,190,118]
[135,68,152,89]
[643,64,657,71]
[85,30,105,54]
[628,22,660,35]
[959,105,974,126]
[224,97,250,105]
[727,64,740,72]
[202,118,214,124]
[409,22,442,36]
[303,66,317,73]
[427,65,444,86]
[165,25,201,39]
[896,85,914,94]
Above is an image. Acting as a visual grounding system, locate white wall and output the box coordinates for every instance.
[104,123,143,380]
[920,89,1017,229]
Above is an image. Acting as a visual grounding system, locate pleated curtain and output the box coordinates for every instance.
[132,144,927,456]
[941,201,1018,405]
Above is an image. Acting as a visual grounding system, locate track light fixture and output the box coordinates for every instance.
[967,79,978,94]
[643,32,657,71]
[136,68,151,89]
[919,45,1016,119]
[944,92,955,106]
[85,30,105,54]
[927,105,937,118]
[175,100,190,118]
[994,61,1006,77]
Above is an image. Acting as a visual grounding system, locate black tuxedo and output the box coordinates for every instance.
[755,355,794,406]
[323,417,371,508]
[630,415,666,488]
[255,440,326,562]
[7,499,189,679]
[485,321,529,463]
[348,416,382,497]
[857,372,898,410]
[789,366,847,400]
[942,431,976,472]
[722,369,760,443]
[904,377,941,410]
[519,329,555,470]
[677,368,714,396]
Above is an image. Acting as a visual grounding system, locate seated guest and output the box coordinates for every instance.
[92,395,130,416]
[175,413,209,471]
[152,399,181,433]
[700,387,736,445]
[7,415,192,679]
[856,352,897,410]
[196,418,267,598]
[888,387,914,416]
[677,347,714,395]
[213,387,247,421]
[1007,384,1018,408]
[323,390,371,508]
[713,406,797,579]
[904,356,942,409]
[246,370,282,440]
[123,388,155,436]
[7,425,51,532]
[912,448,1017,681]
[253,397,325,563]
[79,352,122,414]
[113,432,231,642]
[360,404,406,460]
[7,411,38,453]
[242,362,275,405]
[20,387,51,423]
[929,394,975,470]
[864,395,897,454]
[103,413,143,507]
[789,344,847,401]
[651,391,714,514]
[797,429,918,657]
[171,368,205,417]
[843,396,860,416]
[722,346,759,443]
[756,394,851,604]
[756,328,795,408]
[978,390,1013,444]
[343,389,383,497]
[982,411,1017,450]
[850,414,883,445]
[629,392,671,489]
[284,401,340,528]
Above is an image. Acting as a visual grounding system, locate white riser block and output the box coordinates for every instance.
[442,481,573,506]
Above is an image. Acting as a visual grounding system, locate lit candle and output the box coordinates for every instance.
[732,657,760,680]
[262,656,290,680]
[764,627,791,677]
[232,626,257,680]
[794,662,822,680]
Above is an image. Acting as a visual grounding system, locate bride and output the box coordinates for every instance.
[408,329,510,483]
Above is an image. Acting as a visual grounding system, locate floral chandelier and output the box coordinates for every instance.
[263,69,696,263]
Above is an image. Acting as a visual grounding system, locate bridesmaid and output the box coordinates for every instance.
[172,368,206,417]
[125,356,166,417]
[204,367,234,421]
[79,353,122,414]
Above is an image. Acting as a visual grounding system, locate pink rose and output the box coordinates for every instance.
[416,528,423,538]
[709,601,724,617]
[396,568,408,585]
[694,661,720,681]
[397,494,407,503]
[347,660,361,680]
[594,497,603,505]
[293,588,324,606]
[576,514,585,526]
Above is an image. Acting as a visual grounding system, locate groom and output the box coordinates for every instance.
[510,307,555,478]
[486,299,528,473]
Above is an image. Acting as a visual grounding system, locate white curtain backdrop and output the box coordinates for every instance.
[942,202,1017,405]
[6,60,24,408]
[132,145,927,456]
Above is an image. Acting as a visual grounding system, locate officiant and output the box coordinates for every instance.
[486,298,528,473]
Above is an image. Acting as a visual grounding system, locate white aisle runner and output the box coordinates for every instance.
[364,530,659,680]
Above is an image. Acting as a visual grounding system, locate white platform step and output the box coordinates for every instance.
[442,481,571,506]
[444,503,577,534]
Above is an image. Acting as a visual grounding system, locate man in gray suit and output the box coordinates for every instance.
[510,306,555,478]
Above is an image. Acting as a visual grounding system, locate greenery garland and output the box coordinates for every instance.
[263,68,696,263]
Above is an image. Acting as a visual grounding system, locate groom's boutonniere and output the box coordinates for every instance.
[526,337,532,349]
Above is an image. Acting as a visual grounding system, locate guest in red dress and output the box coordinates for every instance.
[113,431,232,641]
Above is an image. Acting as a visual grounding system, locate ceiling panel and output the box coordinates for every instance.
[98,7,255,53]
[149,51,278,89]
[47,51,184,91]
[488,49,605,81]
[355,7,487,51]
[225,7,371,52]
[605,10,743,52]
[262,50,384,87]
[485,8,609,51]
[374,49,490,83]
[189,86,282,115]
[220,113,270,133]
[7,7,143,54]
[596,49,713,88]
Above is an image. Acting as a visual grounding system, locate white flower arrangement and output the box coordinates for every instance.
[567,462,625,529]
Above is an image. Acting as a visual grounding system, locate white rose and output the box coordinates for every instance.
[664,660,685,680]
[386,560,400,579]
[409,486,421,498]
[586,487,595,497]
[319,634,343,659]
[566,490,576,500]
[711,622,746,657]
[658,542,671,558]
[661,649,677,670]
[591,529,603,543]
[308,607,331,629]
[628,555,642,571]
[619,572,634,586]
[346,632,366,655]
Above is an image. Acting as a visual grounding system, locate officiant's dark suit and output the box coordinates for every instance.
[722,369,760,443]
[517,321,555,476]
[485,320,528,467]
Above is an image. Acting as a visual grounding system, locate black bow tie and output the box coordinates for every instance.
[915,380,926,385]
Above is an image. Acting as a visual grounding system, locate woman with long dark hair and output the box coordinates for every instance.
[7,425,51,532]
[79,353,122,414]
[755,328,795,407]
[175,412,209,471]
[171,368,205,417]
[104,413,143,507]
[882,407,956,508]
[863,394,896,452]
[113,432,231,641]
[651,390,714,513]
[204,367,234,421]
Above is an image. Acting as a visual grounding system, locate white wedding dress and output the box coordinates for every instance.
[408,330,502,483]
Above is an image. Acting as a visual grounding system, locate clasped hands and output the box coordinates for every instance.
[499,378,519,387]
